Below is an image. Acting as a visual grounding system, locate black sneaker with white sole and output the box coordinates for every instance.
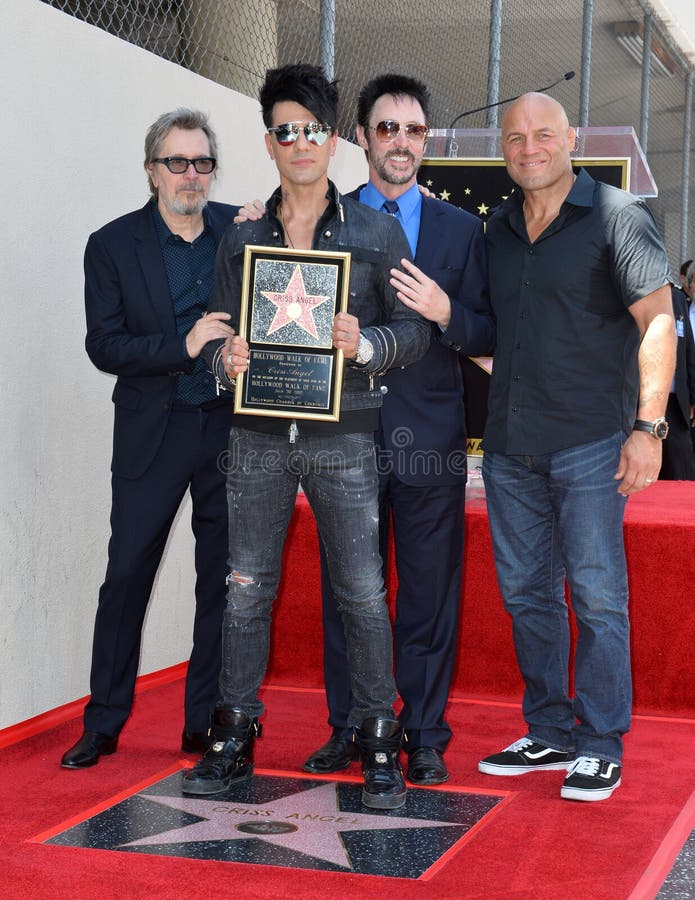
[478,736,574,776]
[560,756,622,801]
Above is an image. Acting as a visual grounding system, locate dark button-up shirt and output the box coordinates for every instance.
[152,202,219,406]
[484,168,670,455]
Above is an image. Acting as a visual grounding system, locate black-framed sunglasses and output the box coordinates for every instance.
[368,120,429,142]
[152,156,217,174]
[267,122,334,147]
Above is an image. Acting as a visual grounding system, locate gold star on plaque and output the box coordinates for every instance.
[426,180,433,187]
[477,203,489,215]
[464,188,471,195]
[439,189,451,201]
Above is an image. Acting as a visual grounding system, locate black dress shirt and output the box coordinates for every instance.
[484,168,670,455]
[152,202,219,406]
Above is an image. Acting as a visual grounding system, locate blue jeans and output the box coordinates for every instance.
[218,426,397,728]
[483,433,631,763]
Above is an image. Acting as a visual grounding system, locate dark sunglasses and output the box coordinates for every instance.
[368,120,429,142]
[153,156,217,174]
[268,122,334,147]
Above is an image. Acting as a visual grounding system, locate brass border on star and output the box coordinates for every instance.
[236,245,351,422]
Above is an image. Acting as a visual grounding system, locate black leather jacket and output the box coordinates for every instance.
[203,181,430,432]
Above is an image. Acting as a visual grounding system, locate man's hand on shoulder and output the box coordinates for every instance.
[418,183,437,200]
[233,199,266,224]
[186,312,234,359]
[390,258,451,329]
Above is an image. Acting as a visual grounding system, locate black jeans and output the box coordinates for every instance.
[218,426,397,728]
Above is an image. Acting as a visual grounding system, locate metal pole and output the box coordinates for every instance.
[579,0,593,127]
[486,0,503,128]
[640,14,652,151]
[319,0,335,80]
[681,70,693,265]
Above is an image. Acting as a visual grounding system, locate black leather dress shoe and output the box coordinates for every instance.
[302,728,358,773]
[406,747,449,785]
[181,729,214,754]
[61,731,118,768]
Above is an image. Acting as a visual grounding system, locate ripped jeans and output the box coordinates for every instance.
[219,425,396,728]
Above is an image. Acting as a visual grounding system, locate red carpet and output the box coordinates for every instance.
[269,482,695,716]
[1,679,695,898]
[3,481,695,896]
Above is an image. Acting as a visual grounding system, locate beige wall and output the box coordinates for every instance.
[0,0,365,729]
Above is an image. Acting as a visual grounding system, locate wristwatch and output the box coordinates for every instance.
[354,333,374,366]
[633,417,669,440]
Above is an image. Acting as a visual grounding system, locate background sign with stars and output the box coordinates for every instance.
[418,158,629,455]
[419,157,629,224]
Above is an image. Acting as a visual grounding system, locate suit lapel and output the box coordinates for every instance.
[206,203,230,246]
[349,186,447,270]
[415,196,446,267]
[132,203,176,331]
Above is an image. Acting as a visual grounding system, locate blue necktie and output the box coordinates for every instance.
[382,200,399,216]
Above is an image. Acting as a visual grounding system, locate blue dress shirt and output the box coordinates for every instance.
[359,180,422,257]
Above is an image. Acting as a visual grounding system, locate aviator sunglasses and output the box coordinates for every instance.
[152,156,217,174]
[368,120,429,142]
[268,121,334,146]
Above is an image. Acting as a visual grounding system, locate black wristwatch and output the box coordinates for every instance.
[633,417,669,440]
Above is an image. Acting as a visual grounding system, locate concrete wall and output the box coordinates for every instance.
[0,0,366,729]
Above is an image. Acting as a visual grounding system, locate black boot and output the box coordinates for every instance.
[357,717,406,810]
[182,707,261,795]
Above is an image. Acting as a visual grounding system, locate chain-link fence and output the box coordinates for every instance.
[41,0,694,272]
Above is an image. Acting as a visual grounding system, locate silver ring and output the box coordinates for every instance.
[226,354,233,365]
[645,478,654,484]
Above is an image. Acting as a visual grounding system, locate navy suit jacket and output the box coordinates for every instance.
[349,189,494,485]
[671,286,695,425]
[84,200,238,479]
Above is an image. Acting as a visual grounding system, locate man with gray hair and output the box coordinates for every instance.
[61,109,238,769]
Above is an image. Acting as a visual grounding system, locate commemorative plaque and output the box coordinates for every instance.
[235,245,351,421]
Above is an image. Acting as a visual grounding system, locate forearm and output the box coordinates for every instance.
[85,330,191,377]
[84,233,193,376]
[361,316,430,374]
[201,336,223,377]
[202,233,242,389]
[440,302,495,357]
[362,220,430,372]
[636,312,676,419]
[441,224,495,355]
